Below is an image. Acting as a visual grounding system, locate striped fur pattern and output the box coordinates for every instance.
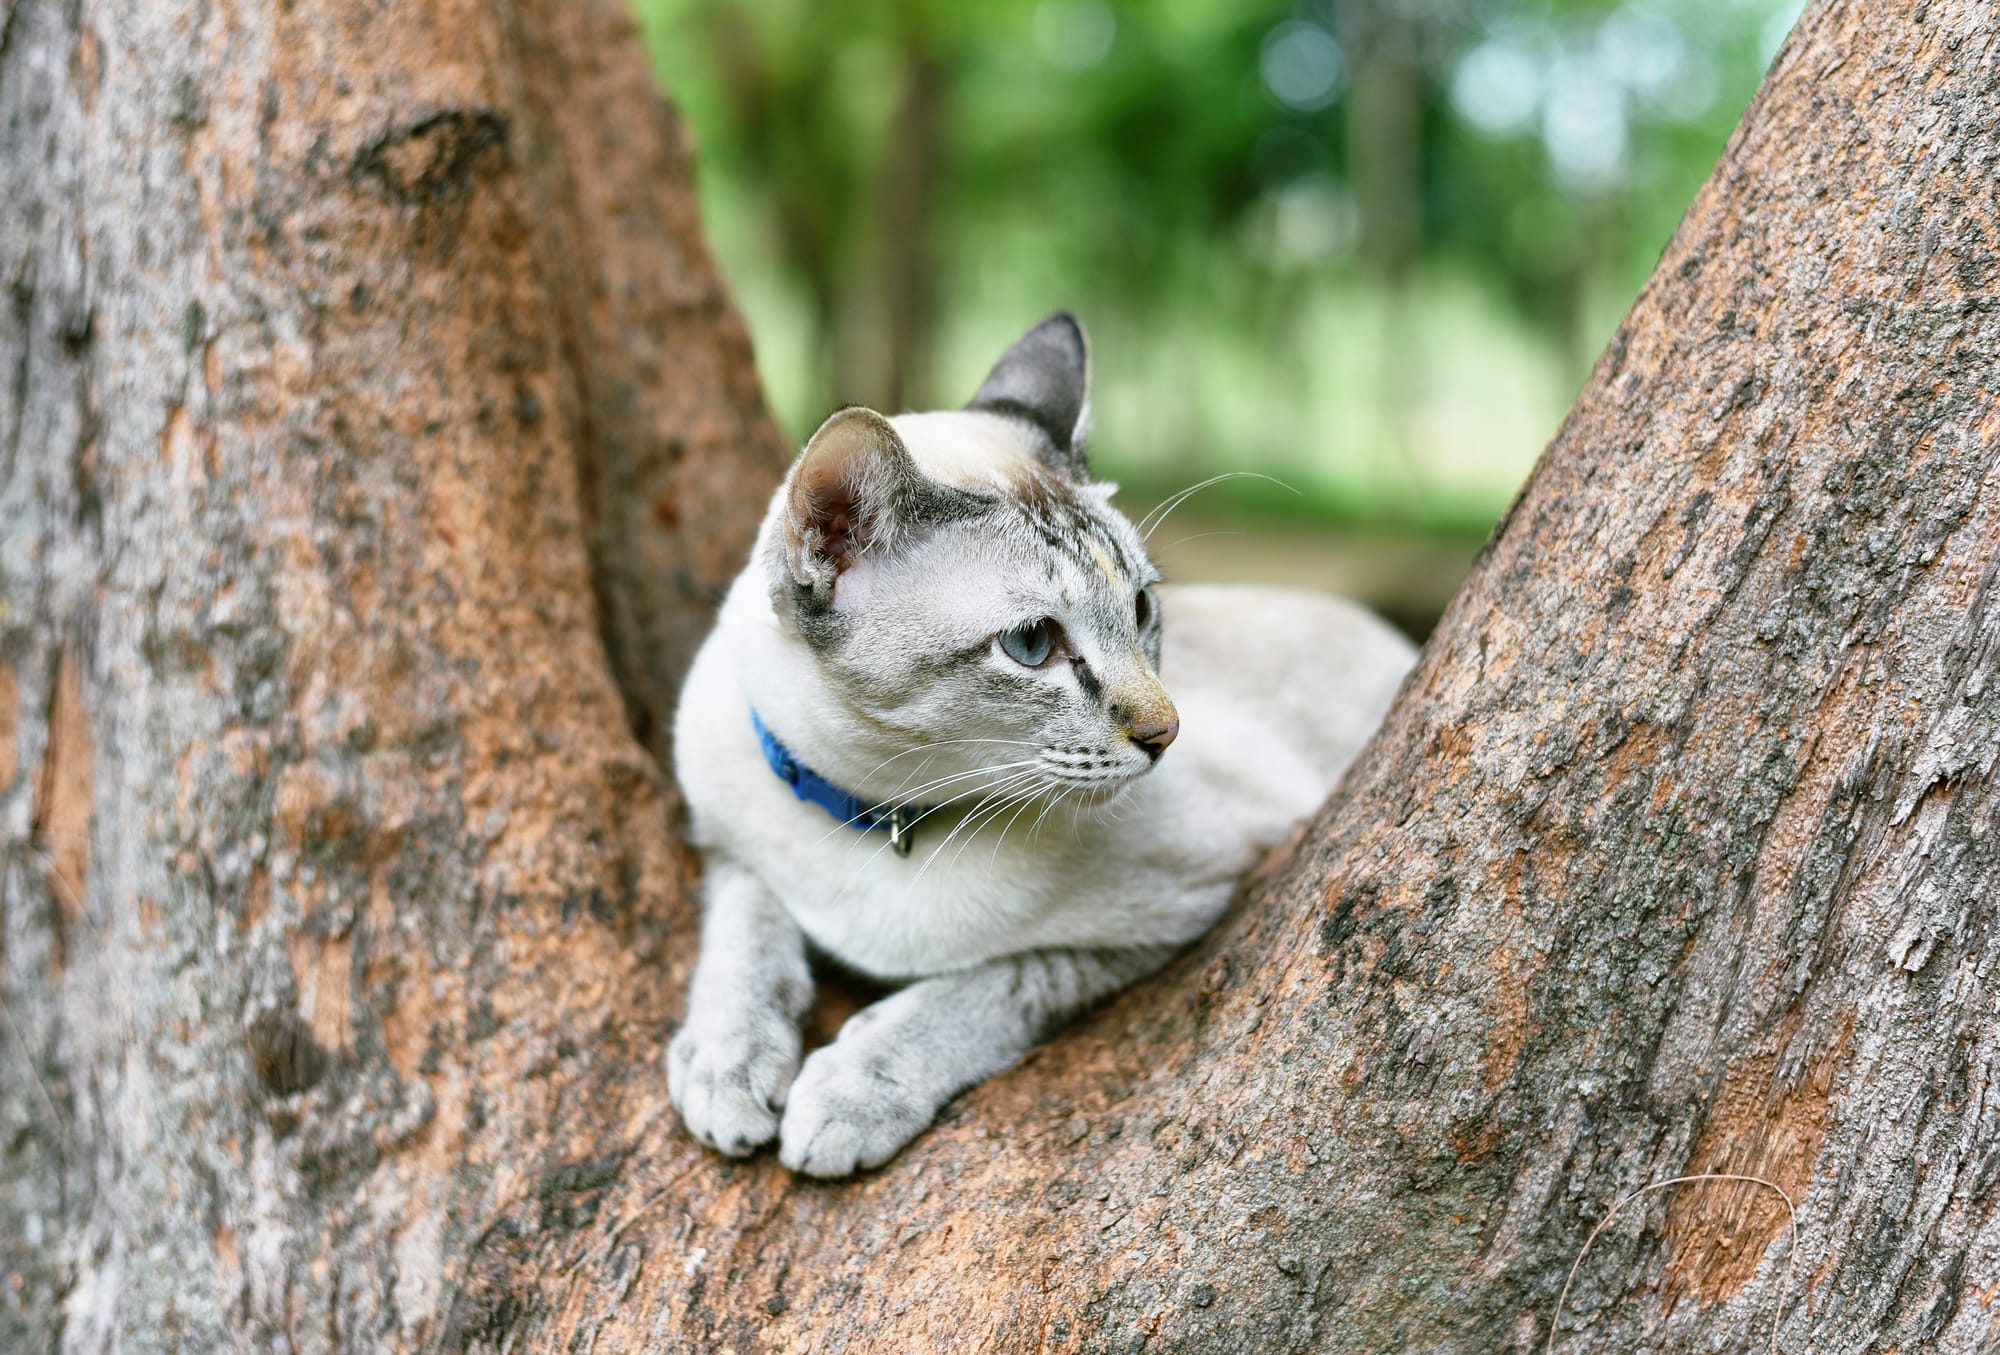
[667,314,1417,1175]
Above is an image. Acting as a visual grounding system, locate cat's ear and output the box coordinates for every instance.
[967,311,1090,474]
[781,407,926,595]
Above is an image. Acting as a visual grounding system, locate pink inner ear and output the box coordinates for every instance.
[822,507,856,561]
[799,475,866,573]
[787,406,911,586]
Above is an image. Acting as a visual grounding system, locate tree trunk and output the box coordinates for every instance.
[0,0,787,1346]
[4,1,1997,1353]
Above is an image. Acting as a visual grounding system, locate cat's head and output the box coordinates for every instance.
[766,313,1176,806]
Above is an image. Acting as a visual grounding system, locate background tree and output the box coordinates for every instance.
[637,0,1808,539]
[3,2,1997,1355]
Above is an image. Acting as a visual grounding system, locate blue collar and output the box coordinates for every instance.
[751,709,923,855]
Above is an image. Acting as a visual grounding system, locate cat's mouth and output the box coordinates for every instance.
[1037,752,1155,802]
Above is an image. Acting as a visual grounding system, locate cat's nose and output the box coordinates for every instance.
[1119,710,1179,760]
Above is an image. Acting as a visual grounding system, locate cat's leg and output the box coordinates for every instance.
[778,943,1178,1177]
[666,859,814,1156]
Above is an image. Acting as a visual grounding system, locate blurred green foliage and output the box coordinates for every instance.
[635,0,1803,539]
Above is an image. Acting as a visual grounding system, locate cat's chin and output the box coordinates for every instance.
[1056,774,1146,806]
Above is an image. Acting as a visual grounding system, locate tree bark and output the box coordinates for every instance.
[4,1,1998,1353]
[0,0,786,1347]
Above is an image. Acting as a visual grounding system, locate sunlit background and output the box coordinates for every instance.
[636,0,1805,633]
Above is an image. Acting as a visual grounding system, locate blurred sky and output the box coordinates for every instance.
[636,0,1806,542]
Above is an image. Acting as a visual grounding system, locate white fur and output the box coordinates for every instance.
[665,357,1415,1176]
[887,410,1045,492]
[676,575,1410,978]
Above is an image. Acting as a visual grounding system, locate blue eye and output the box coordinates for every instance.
[999,618,1057,667]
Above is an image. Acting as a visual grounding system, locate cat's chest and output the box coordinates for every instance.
[703,762,1240,979]
[737,803,1076,978]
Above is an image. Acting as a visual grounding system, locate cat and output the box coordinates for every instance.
[666,313,1415,1176]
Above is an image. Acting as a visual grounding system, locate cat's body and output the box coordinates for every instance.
[668,316,1413,1176]
[678,577,1407,979]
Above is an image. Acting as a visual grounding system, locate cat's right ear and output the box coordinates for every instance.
[967,311,1090,475]
[781,407,921,597]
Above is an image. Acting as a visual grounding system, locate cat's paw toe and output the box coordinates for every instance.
[777,1046,933,1178]
[666,1025,795,1157]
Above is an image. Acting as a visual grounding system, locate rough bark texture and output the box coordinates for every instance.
[4,0,1998,1352]
[0,0,786,1347]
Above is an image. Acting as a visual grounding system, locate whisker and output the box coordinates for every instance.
[911,770,1047,887]
[812,760,1042,844]
[871,742,1016,817]
[853,737,1042,786]
[874,756,1043,812]
[988,787,1048,872]
[859,769,1039,887]
[825,764,1044,893]
[947,780,1049,877]
[927,770,1046,863]
[892,765,1045,845]
[874,755,1048,809]
[833,774,1019,891]
[909,792,1004,885]
[1138,471,1278,535]
[1166,529,1243,549]
[876,747,1048,811]
[1138,472,1298,541]
[839,813,930,885]
[950,782,1049,874]
[1029,785,1079,842]
[1052,787,1084,840]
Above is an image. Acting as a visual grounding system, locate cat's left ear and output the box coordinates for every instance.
[781,407,932,597]
[967,311,1090,475]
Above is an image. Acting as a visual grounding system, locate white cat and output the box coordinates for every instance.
[667,314,1414,1176]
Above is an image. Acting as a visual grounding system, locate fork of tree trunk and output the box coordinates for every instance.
[2,0,1996,1350]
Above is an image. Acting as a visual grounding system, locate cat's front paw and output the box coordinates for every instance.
[666,1021,798,1157]
[778,1042,935,1177]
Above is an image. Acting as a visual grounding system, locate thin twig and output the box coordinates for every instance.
[1545,1172,1799,1355]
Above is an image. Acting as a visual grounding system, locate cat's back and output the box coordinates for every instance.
[1157,582,1415,798]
